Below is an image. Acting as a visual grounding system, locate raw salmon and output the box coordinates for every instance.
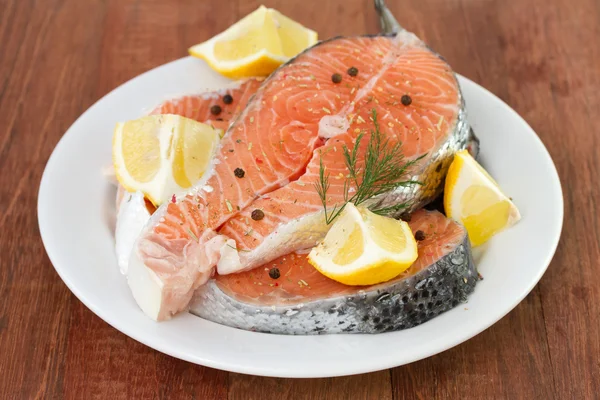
[149,78,263,131]
[128,32,472,321]
[115,82,259,275]
[191,209,477,334]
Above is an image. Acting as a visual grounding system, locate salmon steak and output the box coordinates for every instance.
[127,31,472,321]
[190,209,477,334]
[114,81,261,273]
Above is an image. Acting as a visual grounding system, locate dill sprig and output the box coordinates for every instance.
[314,109,424,224]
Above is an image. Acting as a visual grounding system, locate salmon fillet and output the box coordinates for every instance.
[191,209,478,334]
[128,33,471,320]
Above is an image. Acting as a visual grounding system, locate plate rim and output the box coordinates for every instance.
[38,56,564,378]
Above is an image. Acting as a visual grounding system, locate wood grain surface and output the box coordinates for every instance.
[0,0,598,398]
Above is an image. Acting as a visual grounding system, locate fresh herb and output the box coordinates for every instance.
[226,244,250,252]
[223,94,233,104]
[314,109,424,224]
[347,66,358,77]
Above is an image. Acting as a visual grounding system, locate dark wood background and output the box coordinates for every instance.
[1,0,598,398]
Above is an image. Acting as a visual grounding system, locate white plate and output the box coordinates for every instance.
[38,56,563,378]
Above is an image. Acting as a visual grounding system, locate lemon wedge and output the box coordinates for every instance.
[444,150,521,247]
[189,5,318,79]
[308,203,418,286]
[112,114,221,206]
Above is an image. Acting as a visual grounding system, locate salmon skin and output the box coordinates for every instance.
[190,210,478,334]
[129,31,472,321]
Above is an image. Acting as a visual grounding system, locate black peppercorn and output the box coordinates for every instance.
[251,209,265,221]
[415,230,426,241]
[269,268,281,279]
[223,94,233,104]
[401,94,412,106]
[347,66,358,77]
[210,104,222,115]
[234,168,245,178]
[331,73,342,84]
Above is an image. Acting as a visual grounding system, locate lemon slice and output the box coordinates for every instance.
[113,114,221,206]
[308,203,418,286]
[189,5,318,79]
[444,150,521,247]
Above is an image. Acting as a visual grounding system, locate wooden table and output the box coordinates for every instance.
[1,0,598,398]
